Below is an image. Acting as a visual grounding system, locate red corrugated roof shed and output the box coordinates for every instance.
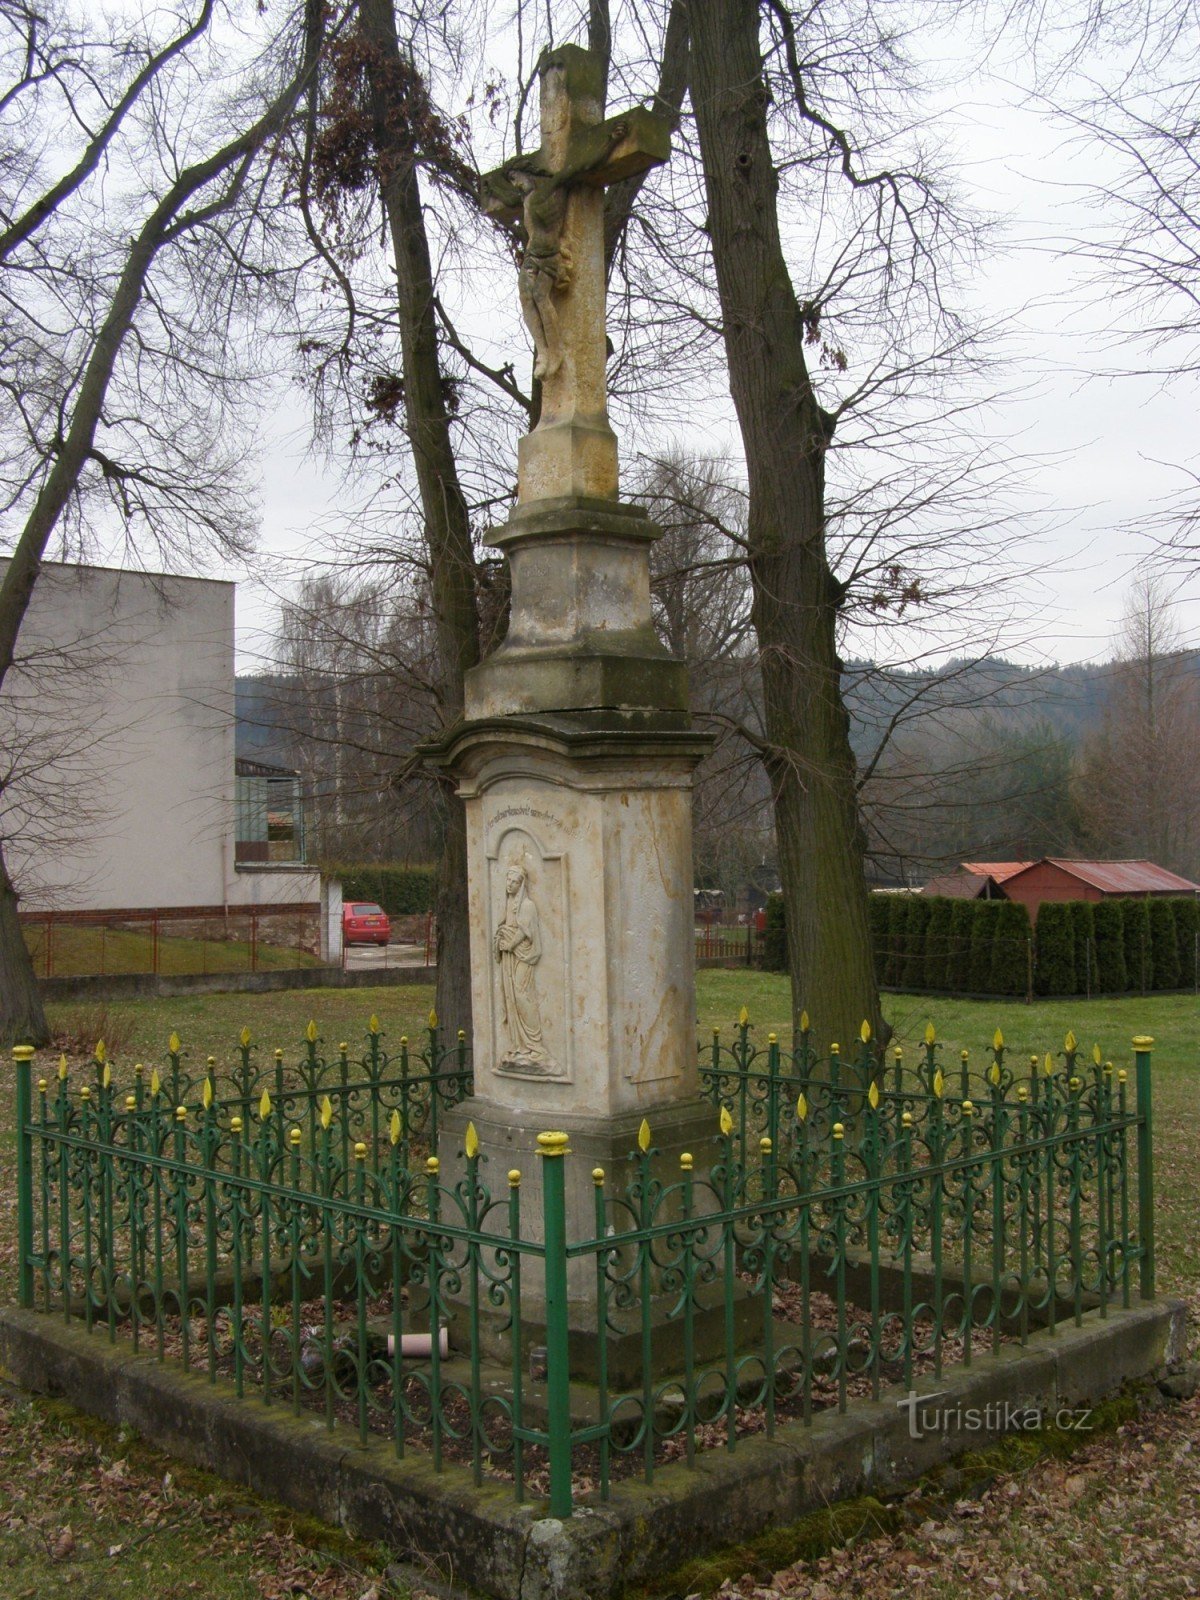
[1039,859,1200,895]
[961,861,1033,883]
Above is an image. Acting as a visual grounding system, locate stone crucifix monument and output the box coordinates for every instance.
[431,46,723,1369]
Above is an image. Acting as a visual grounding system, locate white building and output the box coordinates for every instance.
[0,560,339,958]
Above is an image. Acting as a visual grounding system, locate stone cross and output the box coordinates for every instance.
[482,46,670,504]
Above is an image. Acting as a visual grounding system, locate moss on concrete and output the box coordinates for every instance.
[636,1389,1146,1598]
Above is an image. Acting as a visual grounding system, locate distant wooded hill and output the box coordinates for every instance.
[238,648,1200,884]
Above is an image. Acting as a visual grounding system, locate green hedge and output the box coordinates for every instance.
[329,863,437,916]
[1120,897,1152,993]
[923,898,953,990]
[1034,901,1075,996]
[1174,896,1199,989]
[1070,900,1096,994]
[868,893,890,984]
[969,900,1002,994]
[1149,898,1181,991]
[948,901,975,993]
[902,897,931,988]
[881,896,907,987]
[1092,899,1128,992]
[991,900,1032,996]
[858,890,1196,996]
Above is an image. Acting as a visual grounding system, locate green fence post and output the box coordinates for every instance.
[1133,1035,1155,1300]
[538,1130,573,1519]
[14,1044,35,1309]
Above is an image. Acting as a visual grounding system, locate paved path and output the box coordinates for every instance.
[342,941,432,973]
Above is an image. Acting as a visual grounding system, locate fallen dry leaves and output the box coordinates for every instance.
[701,1383,1200,1600]
[0,1378,444,1599]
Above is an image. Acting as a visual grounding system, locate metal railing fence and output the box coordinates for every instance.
[13,1015,1154,1518]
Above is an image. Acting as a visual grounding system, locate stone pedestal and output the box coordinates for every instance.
[437,1095,757,1387]
[433,711,709,1117]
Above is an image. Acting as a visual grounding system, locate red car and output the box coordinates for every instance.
[342,901,392,947]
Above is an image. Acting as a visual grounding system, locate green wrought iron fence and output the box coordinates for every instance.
[12,1013,1155,1520]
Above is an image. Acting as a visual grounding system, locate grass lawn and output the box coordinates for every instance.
[0,974,1196,1597]
[23,923,320,979]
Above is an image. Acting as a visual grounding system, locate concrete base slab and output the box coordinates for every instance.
[0,1298,1184,1600]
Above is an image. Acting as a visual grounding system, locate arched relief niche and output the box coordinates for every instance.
[486,824,570,1082]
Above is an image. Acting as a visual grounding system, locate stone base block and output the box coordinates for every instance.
[438,1096,759,1387]
[517,419,618,503]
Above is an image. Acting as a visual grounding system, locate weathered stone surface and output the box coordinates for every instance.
[0,1299,1185,1600]
[434,721,709,1121]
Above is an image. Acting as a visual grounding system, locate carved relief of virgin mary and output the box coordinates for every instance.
[493,861,552,1072]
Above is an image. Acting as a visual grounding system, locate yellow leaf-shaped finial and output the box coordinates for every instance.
[102,1061,111,1089]
[738,1005,750,1027]
[719,1105,733,1136]
[168,1032,181,1055]
[1064,1029,1077,1053]
[1092,1043,1102,1066]
[924,1022,936,1046]
[989,1062,1001,1086]
[637,1118,651,1152]
[993,1028,1004,1052]
[428,1008,438,1029]
[240,1027,251,1048]
[799,1009,810,1033]
[320,1095,333,1129]
[368,1013,380,1035]
[150,1067,161,1098]
[1044,1053,1054,1076]
[465,1121,479,1159]
[933,1067,945,1098]
[202,1078,213,1110]
[58,1054,68,1081]
[796,1092,808,1122]
[305,1019,318,1044]
[95,1039,106,1063]
[860,1019,871,1043]
[259,1089,271,1120]
[390,1110,402,1146]
[868,1080,879,1109]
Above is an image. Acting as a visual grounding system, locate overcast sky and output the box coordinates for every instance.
[238,9,1200,675]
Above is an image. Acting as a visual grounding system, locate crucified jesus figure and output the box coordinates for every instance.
[508,166,574,382]
[504,124,627,384]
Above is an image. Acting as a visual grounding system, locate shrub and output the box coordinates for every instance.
[1149,898,1180,990]
[329,863,438,916]
[763,891,787,972]
[923,898,954,991]
[990,900,1032,997]
[968,900,1001,994]
[1035,901,1076,996]
[1070,901,1096,995]
[867,893,890,984]
[883,896,910,987]
[1173,895,1199,991]
[948,901,975,993]
[901,897,931,987]
[1120,897,1152,993]
[1092,899,1127,993]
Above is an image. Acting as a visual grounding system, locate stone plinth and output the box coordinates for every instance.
[436,1095,757,1387]
[465,498,686,722]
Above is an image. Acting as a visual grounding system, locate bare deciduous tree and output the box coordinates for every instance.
[0,0,327,1044]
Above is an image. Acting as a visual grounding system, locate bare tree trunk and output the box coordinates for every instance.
[0,855,48,1046]
[689,0,881,1049]
[358,0,480,1032]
